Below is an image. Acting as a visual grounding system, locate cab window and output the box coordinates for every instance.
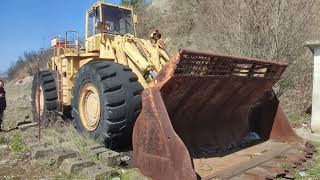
[101,5,134,35]
[87,6,101,37]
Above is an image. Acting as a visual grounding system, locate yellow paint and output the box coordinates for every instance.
[48,1,170,107]
[36,85,44,116]
[79,83,101,131]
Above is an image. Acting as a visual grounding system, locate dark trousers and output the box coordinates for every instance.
[0,109,3,128]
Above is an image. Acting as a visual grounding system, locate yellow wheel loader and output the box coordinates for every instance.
[32,2,168,148]
[31,1,315,179]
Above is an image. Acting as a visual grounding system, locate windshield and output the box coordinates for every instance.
[101,5,134,35]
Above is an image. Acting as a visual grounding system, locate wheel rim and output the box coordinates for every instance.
[79,83,101,131]
[35,85,44,116]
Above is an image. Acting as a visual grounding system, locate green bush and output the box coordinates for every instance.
[9,133,28,153]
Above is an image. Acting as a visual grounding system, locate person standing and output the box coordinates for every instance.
[0,80,6,131]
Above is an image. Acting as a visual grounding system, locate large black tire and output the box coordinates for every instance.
[31,70,59,125]
[72,61,143,149]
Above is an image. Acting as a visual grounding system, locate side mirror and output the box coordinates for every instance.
[133,14,138,25]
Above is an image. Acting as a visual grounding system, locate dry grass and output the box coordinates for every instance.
[8,133,29,153]
[2,81,32,130]
[1,80,142,178]
[295,147,320,179]
[119,168,149,180]
[42,124,98,161]
[136,0,319,119]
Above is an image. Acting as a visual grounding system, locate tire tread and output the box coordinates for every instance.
[72,61,143,149]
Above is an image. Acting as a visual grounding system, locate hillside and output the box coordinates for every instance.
[2,1,320,179]
[5,0,319,122]
[136,0,320,121]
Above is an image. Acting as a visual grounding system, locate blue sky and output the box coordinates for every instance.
[0,0,121,73]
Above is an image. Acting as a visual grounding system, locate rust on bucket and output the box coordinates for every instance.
[133,49,306,180]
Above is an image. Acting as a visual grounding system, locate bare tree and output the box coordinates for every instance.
[137,0,320,115]
[6,49,53,80]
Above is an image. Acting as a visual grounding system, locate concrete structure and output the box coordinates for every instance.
[80,164,114,180]
[305,40,320,133]
[98,150,120,166]
[54,150,79,167]
[31,147,54,159]
[18,122,38,131]
[59,157,95,175]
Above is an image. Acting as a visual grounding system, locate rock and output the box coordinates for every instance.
[81,164,114,180]
[31,147,54,159]
[20,106,28,109]
[53,150,79,167]
[99,151,120,166]
[28,142,52,149]
[111,177,121,180]
[0,160,9,165]
[120,156,130,161]
[19,122,38,131]
[90,147,108,158]
[59,157,95,175]
[119,155,134,168]
[295,128,320,146]
[87,144,104,150]
[0,145,9,151]
[16,120,32,127]
[299,171,306,177]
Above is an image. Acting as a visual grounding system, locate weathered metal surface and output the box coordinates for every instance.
[202,142,295,179]
[245,166,285,179]
[156,49,290,151]
[132,88,197,180]
[133,49,311,180]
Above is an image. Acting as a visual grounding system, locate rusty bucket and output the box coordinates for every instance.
[133,49,312,180]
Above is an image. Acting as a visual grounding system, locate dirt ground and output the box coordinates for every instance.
[0,78,319,179]
[0,79,146,179]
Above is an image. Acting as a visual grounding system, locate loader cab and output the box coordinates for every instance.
[86,2,136,39]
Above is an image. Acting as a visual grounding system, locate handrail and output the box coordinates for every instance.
[65,30,80,54]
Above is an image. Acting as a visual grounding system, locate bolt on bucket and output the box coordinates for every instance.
[133,49,301,180]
